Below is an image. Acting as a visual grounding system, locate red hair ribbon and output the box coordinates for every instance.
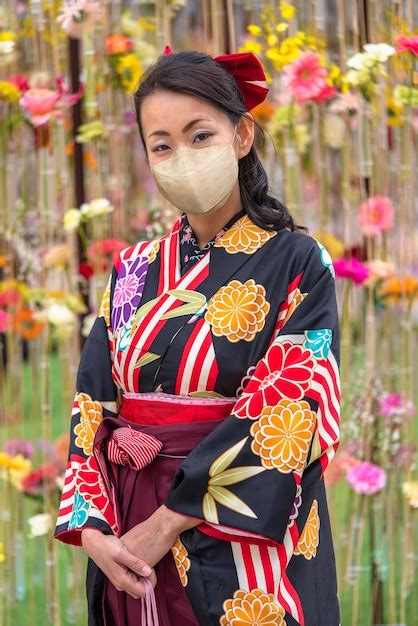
[163,46,269,111]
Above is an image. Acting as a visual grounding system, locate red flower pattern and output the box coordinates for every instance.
[234,341,316,419]
[76,455,116,529]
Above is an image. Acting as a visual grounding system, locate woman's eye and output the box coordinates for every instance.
[152,144,170,153]
[194,132,213,143]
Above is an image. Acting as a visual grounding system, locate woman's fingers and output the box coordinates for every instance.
[112,564,147,599]
[114,542,153,577]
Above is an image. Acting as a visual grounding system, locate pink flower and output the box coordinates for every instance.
[19,89,60,126]
[379,392,415,419]
[395,35,418,56]
[57,0,103,39]
[282,51,328,104]
[0,310,11,332]
[7,74,29,92]
[334,256,369,285]
[347,461,387,495]
[358,195,394,236]
[313,83,338,104]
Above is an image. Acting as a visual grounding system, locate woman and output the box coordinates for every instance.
[54,48,341,626]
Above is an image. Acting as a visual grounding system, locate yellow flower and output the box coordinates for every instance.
[171,537,191,586]
[73,392,103,456]
[250,399,317,474]
[312,231,344,259]
[116,53,143,94]
[240,40,263,55]
[214,214,276,254]
[275,22,289,33]
[0,81,21,103]
[280,2,296,21]
[220,588,286,626]
[205,279,270,343]
[267,33,278,46]
[402,482,418,508]
[63,208,81,232]
[247,24,262,37]
[0,542,5,563]
[98,274,111,325]
[294,499,320,559]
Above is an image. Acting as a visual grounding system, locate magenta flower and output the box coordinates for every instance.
[395,35,418,56]
[4,438,34,459]
[379,392,415,419]
[358,195,394,237]
[333,256,369,285]
[347,461,387,495]
[282,51,328,104]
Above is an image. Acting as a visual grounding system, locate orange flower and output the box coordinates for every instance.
[379,275,418,302]
[220,588,286,626]
[12,308,44,340]
[105,34,134,55]
[250,398,316,473]
[252,100,275,124]
[205,279,270,343]
[73,392,103,456]
[294,499,320,559]
[171,537,191,586]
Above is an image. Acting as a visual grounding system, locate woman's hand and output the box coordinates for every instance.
[81,528,157,599]
[120,504,202,568]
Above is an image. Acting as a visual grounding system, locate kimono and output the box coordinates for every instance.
[54,206,341,626]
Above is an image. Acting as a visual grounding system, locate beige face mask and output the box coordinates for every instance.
[150,127,239,215]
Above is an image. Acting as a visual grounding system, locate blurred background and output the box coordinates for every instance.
[0,1,417,624]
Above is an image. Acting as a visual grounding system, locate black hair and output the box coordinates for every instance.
[133,50,305,233]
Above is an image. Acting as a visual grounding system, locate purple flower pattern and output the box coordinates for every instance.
[111,255,148,333]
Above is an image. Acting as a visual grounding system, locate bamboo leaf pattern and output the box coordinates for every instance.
[207,486,258,518]
[209,466,265,486]
[208,437,248,477]
[202,492,219,524]
[133,352,161,368]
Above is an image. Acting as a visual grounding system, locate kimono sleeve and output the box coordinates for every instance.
[163,237,340,546]
[53,266,120,547]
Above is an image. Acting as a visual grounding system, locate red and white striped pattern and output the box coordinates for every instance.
[117,246,211,393]
[107,427,163,470]
[175,317,218,394]
[231,539,305,625]
[273,271,304,336]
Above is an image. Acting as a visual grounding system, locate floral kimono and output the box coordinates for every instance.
[54,207,341,626]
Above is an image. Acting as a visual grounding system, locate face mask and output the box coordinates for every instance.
[150,127,240,215]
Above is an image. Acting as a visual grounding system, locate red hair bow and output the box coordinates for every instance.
[163,46,269,111]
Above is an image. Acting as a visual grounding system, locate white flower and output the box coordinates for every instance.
[81,312,96,337]
[27,513,52,538]
[47,303,76,327]
[63,208,81,232]
[80,197,114,219]
[363,43,395,62]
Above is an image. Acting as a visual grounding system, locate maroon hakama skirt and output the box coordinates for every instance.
[92,392,237,626]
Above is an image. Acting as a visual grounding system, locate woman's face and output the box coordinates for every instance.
[140,89,253,167]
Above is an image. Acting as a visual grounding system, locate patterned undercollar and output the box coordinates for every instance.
[178,209,246,273]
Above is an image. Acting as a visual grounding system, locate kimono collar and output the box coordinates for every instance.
[178,208,246,275]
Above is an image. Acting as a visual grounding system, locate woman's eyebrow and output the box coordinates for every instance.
[147,118,212,139]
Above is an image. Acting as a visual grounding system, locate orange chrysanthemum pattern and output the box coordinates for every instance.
[250,398,316,473]
[98,274,111,326]
[171,536,191,586]
[294,499,320,559]
[73,392,103,456]
[205,279,270,343]
[148,240,160,263]
[215,214,276,254]
[220,588,286,626]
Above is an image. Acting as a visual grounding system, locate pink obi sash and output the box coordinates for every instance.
[92,392,237,626]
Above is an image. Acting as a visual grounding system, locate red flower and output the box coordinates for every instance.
[234,341,315,419]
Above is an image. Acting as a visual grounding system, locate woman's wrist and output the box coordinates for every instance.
[157,504,202,536]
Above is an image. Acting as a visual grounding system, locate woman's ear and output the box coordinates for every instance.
[236,113,255,159]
